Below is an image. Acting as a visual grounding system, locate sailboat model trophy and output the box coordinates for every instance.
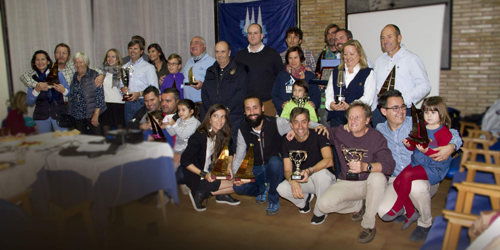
[405,104,430,148]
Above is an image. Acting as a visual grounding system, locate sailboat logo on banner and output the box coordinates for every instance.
[240,6,268,44]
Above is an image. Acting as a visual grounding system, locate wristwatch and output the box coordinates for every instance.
[199,170,208,178]
[366,163,373,172]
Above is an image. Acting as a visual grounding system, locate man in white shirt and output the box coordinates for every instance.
[121,40,158,124]
[371,24,431,127]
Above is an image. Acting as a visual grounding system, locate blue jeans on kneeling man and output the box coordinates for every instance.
[233,156,284,205]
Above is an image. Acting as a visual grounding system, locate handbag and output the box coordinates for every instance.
[57,113,75,128]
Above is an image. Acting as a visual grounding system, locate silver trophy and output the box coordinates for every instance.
[335,69,346,104]
[291,96,310,108]
[121,67,131,101]
[343,148,364,180]
[289,150,308,180]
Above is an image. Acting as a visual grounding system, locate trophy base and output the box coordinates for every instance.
[122,94,131,101]
[210,175,231,180]
[335,95,346,104]
[405,136,429,149]
[291,174,303,180]
[346,172,360,180]
[184,82,194,86]
[235,177,255,183]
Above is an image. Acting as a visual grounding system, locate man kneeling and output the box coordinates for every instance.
[277,107,336,225]
[317,101,395,243]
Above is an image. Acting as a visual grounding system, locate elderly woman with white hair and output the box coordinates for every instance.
[68,52,106,135]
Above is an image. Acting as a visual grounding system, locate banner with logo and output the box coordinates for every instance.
[219,0,296,57]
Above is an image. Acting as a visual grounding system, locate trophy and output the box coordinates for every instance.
[378,65,396,98]
[289,150,308,180]
[406,104,430,148]
[148,112,166,143]
[335,69,346,104]
[343,148,364,180]
[291,96,310,108]
[235,143,255,182]
[185,67,196,85]
[45,62,60,86]
[210,144,231,180]
[121,67,131,101]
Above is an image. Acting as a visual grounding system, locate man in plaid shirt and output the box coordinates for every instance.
[280,27,316,71]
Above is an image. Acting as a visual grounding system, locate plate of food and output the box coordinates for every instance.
[0,162,15,171]
[53,130,81,138]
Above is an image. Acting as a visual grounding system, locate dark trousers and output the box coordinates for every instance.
[233,156,284,204]
[74,118,103,136]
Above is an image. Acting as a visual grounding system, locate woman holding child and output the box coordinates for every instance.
[272,46,321,116]
[325,40,377,127]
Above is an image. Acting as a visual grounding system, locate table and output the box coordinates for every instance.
[0,132,178,237]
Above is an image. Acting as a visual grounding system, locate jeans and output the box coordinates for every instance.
[233,156,284,204]
[35,117,68,134]
[124,99,145,125]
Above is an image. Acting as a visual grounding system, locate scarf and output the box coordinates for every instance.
[33,68,59,103]
[193,51,207,63]
[102,63,122,88]
[286,64,307,79]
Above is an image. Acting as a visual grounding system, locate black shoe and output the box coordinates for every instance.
[189,191,207,212]
[409,226,431,242]
[311,214,327,225]
[215,194,241,205]
[299,194,314,213]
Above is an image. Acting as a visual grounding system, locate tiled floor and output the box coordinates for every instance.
[99,177,452,250]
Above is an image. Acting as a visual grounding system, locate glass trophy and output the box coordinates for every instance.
[335,69,345,104]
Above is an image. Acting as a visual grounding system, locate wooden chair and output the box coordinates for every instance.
[442,210,478,250]
[6,189,33,215]
[7,189,97,247]
[442,182,500,250]
[462,129,498,150]
[459,121,480,136]
[460,148,500,183]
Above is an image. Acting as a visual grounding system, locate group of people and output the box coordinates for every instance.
[7,22,462,244]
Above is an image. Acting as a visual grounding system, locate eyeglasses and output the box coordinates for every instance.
[167,63,179,66]
[384,104,407,112]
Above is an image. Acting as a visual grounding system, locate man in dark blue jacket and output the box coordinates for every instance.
[202,41,248,151]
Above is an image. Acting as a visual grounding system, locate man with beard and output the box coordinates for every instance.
[232,95,326,215]
[21,43,104,88]
[315,23,340,74]
[182,36,216,107]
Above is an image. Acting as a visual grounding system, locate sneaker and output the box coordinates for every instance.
[351,201,365,222]
[180,184,190,195]
[358,227,376,244]
[402,211,420,230]
[311,214,327,225]
[215,194,241,205]
[393,215,406,223]
[299,194,315,213]
[381,208,404,222]
[409,226,431,242]
[256,183,270,204]
[266,201,279,215]
[188,191,207,212]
